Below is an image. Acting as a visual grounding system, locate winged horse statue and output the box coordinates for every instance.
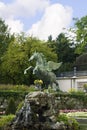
[24,52,62,89]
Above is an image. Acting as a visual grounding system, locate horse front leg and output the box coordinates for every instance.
[33,66,38,74]
[54,81,60,91]
[24,66,33,74]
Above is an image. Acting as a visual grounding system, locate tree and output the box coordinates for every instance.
[0,18,14,83]
[47,33,77,72]
[55,33,76,72]
[1,35,57,85]
[1,36,28,84]
[22,36,58,85]
[0,18,13,58]
[55,33,76,63]
[74,16,87,54]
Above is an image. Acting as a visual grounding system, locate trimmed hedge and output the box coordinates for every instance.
[0,91,28,98]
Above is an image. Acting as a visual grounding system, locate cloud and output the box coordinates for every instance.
[6,18,24,34]
[14,0,49,17]
[0,1,73,39]
[28,3,73,40]
[0,0,50,18]
[0,0,50,34]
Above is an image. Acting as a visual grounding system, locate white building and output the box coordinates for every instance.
[57,75,87,92]
[57,53,87,92]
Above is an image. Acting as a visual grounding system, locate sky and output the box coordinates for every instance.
[0,0,87,40]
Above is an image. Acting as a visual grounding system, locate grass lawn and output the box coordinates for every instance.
[80,124,87,130]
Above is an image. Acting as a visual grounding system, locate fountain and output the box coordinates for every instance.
[7,91,65,130]
[5,52,64,130]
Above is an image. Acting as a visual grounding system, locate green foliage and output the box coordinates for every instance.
[58,62,74,72]
[1,38,27,84]
[0,85,37,99]
[57,114,69,124]
[16,101,24,113]
[69,88,84,95]
[0,114,15,128]
[6,97,16,115]
[55,33,76,63]
[83,84,87,89]
[0,18,14,84]
[0,84,30,91]
[0,91,27,99]
[1,35,57,85]
[0,18,12,57]
[47,33,76,72]
[74,15,87,54]
[57,114,79,130]
[55,92,87,109]
[27,85,37,92]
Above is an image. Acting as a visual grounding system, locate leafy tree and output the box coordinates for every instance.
[1,37,28,84]
[0,18,14,59]
[47,33,77,72]
[1,35,57,85]
[24,36,57,61]
[22,36,57,85]
[47,35,56,53]
[74,16,87,54]
[55,33,76,63]
[0,18,14,82]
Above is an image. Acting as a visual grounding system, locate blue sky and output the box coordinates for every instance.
[0,0,87,40]
[52,0,87,17]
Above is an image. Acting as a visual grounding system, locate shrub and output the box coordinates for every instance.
[0,84,30,92]
[70,117,79,130]
[6,97,16,115]
[57,114,69,124]
[69,88,84,95]
[83,84,87,92]
[0,114,15,128]
[57,114,79,130]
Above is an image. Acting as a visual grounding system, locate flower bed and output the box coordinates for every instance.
[0,111,5,115]
[60,109,87,113]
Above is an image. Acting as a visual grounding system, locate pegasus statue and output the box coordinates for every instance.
[24,52,62,89]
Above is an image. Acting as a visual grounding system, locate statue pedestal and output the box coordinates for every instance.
[7,92,65,130]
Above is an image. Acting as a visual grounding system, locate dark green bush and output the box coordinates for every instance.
[6,97,16,115]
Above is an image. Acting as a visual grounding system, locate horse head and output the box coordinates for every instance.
[29,52,45,65]
[29,52,38,62]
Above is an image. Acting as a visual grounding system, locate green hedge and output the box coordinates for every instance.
[54,92,87,109]
[55,92,87,100]
[0,91,28,98]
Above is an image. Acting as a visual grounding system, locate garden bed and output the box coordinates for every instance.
[60,111,87,130]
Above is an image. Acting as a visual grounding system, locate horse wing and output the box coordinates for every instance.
[47,61,62,71]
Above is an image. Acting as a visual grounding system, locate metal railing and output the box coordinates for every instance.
[57,70,87,77]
